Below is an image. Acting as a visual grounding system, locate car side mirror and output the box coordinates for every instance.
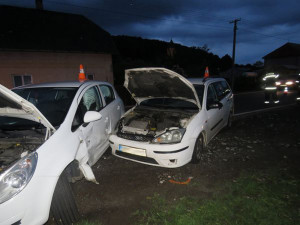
[83,111,102,123]
[208,101,223,110]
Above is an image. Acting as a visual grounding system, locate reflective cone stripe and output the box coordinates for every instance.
[80,67,84,74]
[78,64,87,82]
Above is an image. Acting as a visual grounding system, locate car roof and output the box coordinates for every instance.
[12,80,112,89]
[188,77,226,85]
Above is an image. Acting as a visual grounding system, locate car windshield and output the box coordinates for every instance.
[140,98,198,110]
[0,87,78,130]
[193,84,204,106]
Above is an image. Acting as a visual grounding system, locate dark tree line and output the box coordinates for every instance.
[112,35,232,85]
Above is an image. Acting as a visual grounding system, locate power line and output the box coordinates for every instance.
[0,0,299,43]
[46,0,300,43]
[44,0,233,31]
[238,27,299,43]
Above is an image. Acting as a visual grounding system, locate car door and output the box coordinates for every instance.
[220,80,233,120]
[205,84,224,141]
[99,84,122,133]
[71,85,109,166]
[212,81,227,127]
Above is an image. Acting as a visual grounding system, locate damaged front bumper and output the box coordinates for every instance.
[109,134,195,168]
[0,175,57,225]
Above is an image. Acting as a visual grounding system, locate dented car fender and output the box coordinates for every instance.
[187,111,208,141]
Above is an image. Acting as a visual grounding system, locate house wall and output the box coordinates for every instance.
[0,51,113,89]
[264,56,300,67]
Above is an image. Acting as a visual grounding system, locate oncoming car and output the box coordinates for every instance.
[0,81,124,225]
[276,74,300,91]
[109,68,233,168]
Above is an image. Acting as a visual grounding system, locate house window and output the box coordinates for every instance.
[87,74,94,80]
[12,75,32,87]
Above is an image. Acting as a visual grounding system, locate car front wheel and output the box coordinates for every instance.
[227,110,233,128]
[191,134,205,164]
[50,170,80,225]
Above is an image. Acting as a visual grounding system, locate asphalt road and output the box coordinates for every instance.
[233,89,298,115]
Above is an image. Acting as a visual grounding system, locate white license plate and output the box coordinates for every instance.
[118,145,146,157]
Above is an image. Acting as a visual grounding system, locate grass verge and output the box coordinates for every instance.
[135,171,300,225]
[76,220,100,225]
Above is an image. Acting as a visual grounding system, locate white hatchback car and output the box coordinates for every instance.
[0,81,124,225]
[109,68,233,168]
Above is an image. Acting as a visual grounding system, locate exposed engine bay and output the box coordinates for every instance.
[0,129,44,173]
[117,106,196,141]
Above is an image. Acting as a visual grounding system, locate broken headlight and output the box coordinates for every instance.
[152,129,185,144]
[0,152,38,204]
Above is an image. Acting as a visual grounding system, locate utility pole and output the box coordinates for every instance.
[229,18,241,90]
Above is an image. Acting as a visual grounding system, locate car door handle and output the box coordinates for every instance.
[104,117,109,123]
[117,105,120,110]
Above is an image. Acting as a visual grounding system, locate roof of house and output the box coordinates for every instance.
[0,5,117,54]
[263,42,300,59]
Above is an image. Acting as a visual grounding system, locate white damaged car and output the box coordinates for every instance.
[0,81,124,225]
[109,68,233,168]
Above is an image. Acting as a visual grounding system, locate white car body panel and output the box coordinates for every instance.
[0,81,124,224]
[110,71,233,168]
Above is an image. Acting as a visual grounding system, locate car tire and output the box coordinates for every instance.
[50,170,80,225]
[227,110,233,128]
[191,134,205,164]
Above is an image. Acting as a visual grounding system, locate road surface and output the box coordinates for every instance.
[233,90,298,115]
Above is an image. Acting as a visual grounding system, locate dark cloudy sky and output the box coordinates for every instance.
[1,0,300,64]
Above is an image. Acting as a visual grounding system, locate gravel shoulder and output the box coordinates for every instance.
[63,106,300,225]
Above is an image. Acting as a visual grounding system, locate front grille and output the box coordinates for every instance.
[117,131,154,142]
[116,151,158,164]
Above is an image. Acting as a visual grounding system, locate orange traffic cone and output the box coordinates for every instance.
[204,66,209,78]
[78,64,87,82]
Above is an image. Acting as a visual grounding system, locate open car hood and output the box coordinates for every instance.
[0,84,56,132]
[124,68,201,109]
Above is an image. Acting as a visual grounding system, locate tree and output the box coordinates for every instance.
[200,44,210,52]
[253,61,264,68]
[220,54,232,71]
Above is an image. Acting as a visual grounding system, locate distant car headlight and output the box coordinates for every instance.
[0,152,38,204]
[286,81,293,85]
[275,81,281,86]
[152,129,185,144]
